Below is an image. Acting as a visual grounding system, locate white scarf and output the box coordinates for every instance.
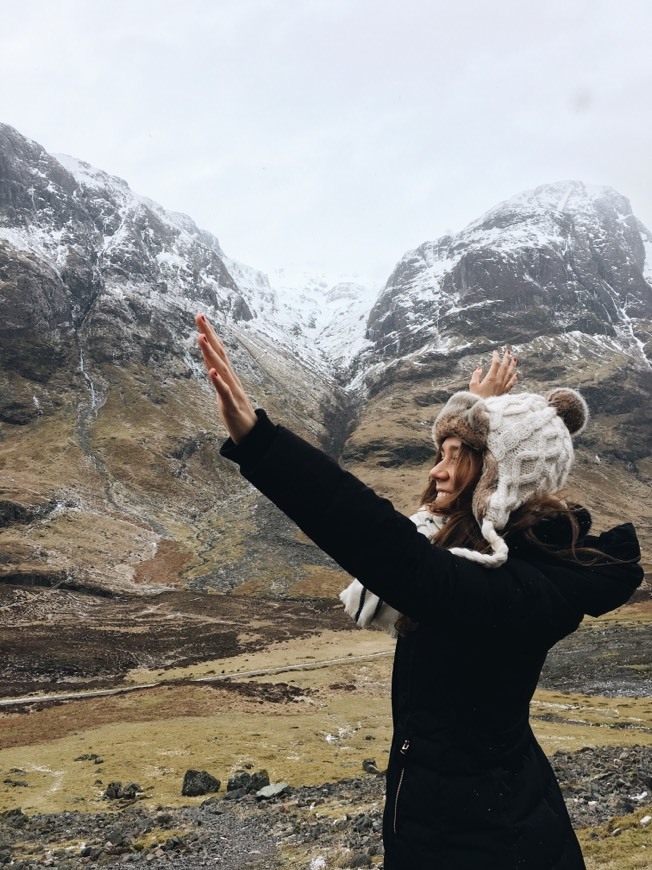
[339,509,446,638]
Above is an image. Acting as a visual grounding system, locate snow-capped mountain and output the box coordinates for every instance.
[361,181,651,391]
[1,123,650,597]
[0,127,374,385]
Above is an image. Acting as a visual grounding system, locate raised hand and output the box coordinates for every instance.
[469,348,518,398]
[195,313,257,443]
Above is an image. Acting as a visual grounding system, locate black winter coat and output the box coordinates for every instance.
[220,411,644,870]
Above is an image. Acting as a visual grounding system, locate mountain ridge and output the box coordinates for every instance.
[0,122,650,598]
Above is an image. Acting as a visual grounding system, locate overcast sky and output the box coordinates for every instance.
[2,0,651,286]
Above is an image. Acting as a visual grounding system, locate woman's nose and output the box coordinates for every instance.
[429,461,447,480]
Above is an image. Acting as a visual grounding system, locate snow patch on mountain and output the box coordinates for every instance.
[224,258,378,372]
[642,238,652,286]
[363,180,652,378]
[48,154,378,380]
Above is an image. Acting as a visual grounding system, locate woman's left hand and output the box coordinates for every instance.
[469,348,518,398]
[195,313,257,443]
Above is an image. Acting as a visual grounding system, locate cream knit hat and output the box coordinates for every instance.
[432,388,589,567]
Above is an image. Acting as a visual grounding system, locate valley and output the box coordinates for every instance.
[1,123,650,867]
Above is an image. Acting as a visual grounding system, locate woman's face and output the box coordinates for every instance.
[429,436,466,511]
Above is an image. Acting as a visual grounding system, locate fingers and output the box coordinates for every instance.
[495,347,514,375]
[196,313,245,395]
[209,366,236,416]
[195,313,257,443]
[487,349,501,376]
[468,348,519,397]
[504,368,518,391]
[196,312,231,371]
[495,347,518,393]
[469,366,482,387]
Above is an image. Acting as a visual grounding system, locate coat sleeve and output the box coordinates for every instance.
[219,410,639,631]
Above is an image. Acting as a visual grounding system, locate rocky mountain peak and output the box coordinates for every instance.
[364,180,652,381]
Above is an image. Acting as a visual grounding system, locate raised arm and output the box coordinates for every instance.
[194,313,464,617]
[193,315,594,634]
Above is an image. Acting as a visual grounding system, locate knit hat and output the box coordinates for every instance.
[432,388,589,567]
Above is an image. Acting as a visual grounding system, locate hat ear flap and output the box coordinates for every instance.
[545,388,589,436]
[432,391,490,450]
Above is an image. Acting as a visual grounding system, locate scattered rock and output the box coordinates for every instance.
[200,796,225,814]
[362,758,382,775]
[227,771,251,792]
[182,770,221,797]
[0,746,651,867]
[104,781,142,801]
[256,782,290,800]
[249,769,270,792]
[105,826,126,846]
[223,787,248,801]
[0,809,27,828]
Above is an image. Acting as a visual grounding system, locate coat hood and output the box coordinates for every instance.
[508,513,644,618]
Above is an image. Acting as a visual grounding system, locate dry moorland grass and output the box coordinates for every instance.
[1,624,650,821]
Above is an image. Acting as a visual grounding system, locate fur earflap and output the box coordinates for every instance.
[432,391,490,450]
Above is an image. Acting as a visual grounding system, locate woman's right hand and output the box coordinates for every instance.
[469,348,518,398]
[195,312,258,444]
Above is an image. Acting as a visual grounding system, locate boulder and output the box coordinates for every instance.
[181,769,221,797]
[104,781,142,801]
[226,771,251,792]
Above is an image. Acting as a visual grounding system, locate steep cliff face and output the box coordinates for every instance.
[1,123,650,596]
[363,181,651,378]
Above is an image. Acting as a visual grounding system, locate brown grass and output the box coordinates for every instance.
[133,539,193,587]
[1,623,650,818]
[579,806,652,869]
[288,566,351,598]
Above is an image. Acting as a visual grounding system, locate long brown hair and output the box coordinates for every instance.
[418,441,486,552]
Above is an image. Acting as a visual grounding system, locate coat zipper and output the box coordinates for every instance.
[393,739,410,835]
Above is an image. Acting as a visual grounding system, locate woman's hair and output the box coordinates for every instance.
[396,442,484,635]
[418,442,487,552]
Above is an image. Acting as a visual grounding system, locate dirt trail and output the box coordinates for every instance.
[0,649,393,709]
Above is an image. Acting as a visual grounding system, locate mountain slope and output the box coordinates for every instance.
[0,123,365,596]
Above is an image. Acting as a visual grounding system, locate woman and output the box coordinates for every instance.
[195,313,643,870]
[340,355,516,636]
